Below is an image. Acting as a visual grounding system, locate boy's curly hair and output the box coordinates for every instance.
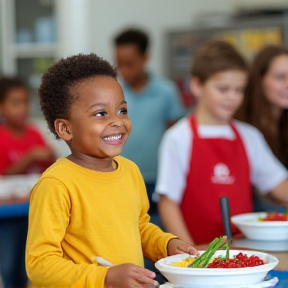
[39,53,117,138]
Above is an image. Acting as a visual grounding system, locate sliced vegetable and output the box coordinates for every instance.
[189,236,227,268]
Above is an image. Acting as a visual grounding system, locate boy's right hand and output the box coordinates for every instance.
[105,263,158,288]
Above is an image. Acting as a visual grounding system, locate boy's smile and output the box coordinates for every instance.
[60,76,132,171]
[102,134,124,145]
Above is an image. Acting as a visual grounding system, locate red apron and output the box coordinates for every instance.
[180,115,252,245]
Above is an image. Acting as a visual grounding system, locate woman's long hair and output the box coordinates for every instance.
[236,45,288,167]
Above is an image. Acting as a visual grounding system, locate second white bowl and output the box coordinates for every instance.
[231,212,288,241]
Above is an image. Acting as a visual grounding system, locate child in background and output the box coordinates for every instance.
[236,45,288,212]
[156,41,288,245]
[0,77,55,175]
[0,77,55,288]
[25,54,197,288]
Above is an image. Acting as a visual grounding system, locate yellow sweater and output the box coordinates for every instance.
[26,157,175,288]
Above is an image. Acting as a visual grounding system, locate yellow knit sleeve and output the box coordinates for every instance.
[26,177,109,288]
[137,171,176,263]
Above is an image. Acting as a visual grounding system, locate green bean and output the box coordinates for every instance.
[189,236,227,268]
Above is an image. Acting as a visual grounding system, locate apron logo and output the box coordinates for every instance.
[211,163,235,184]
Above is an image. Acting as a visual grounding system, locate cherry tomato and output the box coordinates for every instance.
[262,212,288,221]
[207,253,265,268]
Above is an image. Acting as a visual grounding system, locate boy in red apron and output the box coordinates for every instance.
[156,40,288,245]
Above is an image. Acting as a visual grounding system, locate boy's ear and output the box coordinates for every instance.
[190,77,202,98]
[54,119,73,142]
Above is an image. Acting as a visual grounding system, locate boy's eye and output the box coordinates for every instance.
[118,108,128,115]
[94,111,107,117]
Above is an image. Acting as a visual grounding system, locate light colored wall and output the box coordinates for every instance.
[91,0,236,76]
[56,0,94,58]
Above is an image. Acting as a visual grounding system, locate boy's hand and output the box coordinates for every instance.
[167,238,198,256]
[105,263,158,288]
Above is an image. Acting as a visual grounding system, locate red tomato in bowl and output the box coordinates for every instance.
[261,213,288,221]
[207,253,265,268]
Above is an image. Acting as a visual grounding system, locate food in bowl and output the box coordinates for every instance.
[171,252,265,269]
[171,256,195,267]
[170,236,266,269]
[207,252,265,268]
[258,212,288,221]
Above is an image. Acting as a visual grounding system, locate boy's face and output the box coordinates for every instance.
[65,76,131,160]
[0,87,29,128]
[192,70,247,124]
[115,44,147,86]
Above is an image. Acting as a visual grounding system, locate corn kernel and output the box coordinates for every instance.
[170,257,195,267]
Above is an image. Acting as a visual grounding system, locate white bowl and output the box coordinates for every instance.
[231,212,288,241]
[155,250,278,286]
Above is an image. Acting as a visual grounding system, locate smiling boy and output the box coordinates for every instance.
[25,54,197,288]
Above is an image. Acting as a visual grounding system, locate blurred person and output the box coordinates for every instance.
[156,41,288,245]
[236,45,288,212]
[113,28,184,223]
[0,77,55,175]
[0,77,55,288]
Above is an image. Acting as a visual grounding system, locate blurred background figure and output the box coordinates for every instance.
[113,28,184,224]
[0,77,55,175]
[236,45,288,213]
[0,76,55,288]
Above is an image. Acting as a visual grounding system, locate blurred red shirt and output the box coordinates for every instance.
[0,125,52,175]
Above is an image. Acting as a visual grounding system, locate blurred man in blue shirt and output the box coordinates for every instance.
[114,29,184,217]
